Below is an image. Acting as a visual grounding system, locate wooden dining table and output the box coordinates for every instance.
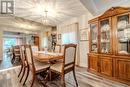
[33,51,64,62]
[33,51,64,82]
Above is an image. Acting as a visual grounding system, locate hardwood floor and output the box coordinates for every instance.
[0,66,129,87]
[0,53,20,70]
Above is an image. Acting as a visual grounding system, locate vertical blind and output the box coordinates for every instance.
[60,23,78,44]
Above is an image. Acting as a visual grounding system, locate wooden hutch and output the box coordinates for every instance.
[88,7,130,85]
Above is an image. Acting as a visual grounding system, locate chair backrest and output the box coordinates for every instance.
[19,45,25,61]
[61,45,65,54]
[63,44,77,68]
[13,45,20,52]
[31,45,39,54]
[54,44,61,53]
[25,45,34,66]
[12,45,20,56]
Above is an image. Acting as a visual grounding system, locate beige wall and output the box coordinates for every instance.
[57,11,93,67]
[78,13,93,67]
[0,30,3,60]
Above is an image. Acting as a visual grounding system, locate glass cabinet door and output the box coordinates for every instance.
[100,19,111,54]
[117,14,130,54]
[90,23,98,53]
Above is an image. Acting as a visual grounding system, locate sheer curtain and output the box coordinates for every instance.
[61,23,78,44]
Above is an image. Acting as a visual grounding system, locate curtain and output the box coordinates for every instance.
[61,23,78,44]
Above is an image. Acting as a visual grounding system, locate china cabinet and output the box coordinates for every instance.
[88,7,130,85]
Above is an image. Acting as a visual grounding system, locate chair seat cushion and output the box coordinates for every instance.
[50,62,62,72]
[50,62,74,73]
[34,60,50,71]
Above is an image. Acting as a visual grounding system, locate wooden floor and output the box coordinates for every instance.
[0,66,129,87]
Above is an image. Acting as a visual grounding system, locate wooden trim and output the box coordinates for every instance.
[99,7,130,19]
[89,7,130,21]
[88,18,98,24]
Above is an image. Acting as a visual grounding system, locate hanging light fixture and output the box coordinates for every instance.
[34,0,57,26]
[42,0,49,26]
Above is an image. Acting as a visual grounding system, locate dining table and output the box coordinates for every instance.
[33,51,64,62]
[33,51,64,82]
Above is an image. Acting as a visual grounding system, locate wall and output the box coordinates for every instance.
[78,13,93,67]
[57,11,93,67]
[0,30,3,60]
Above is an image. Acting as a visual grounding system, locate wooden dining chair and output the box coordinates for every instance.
[24,45,50,87]
[18,45,29,84]
[61,45,65,54]
[18,45,25,78]
[49,44,78,86]
[11,45,21,64]
[54,44,61,53]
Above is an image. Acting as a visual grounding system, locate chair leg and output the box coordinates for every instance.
[18,64,23,77]
[20,66,26,82]
[49,70,52,81]
[11,57,15,64]
[73,70,78,86]
[61,74,65,87]
[23,67,29,85]
[30,73,35,87]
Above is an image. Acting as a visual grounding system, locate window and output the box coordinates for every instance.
[60,23,78,44]
[61,32,77,44]
[3,37,16,50]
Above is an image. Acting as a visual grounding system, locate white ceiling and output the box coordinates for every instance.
[80,0,130,16]
[4,0,130,27]
[14,0,87,26]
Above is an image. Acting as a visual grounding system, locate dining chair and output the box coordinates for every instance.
[11,45,21,64]
[54,44,61,53]
[61,45,65,54]
[49,44,78,86]
[18,45,25,78]
[24,45,50,87]
[18,45,29,84]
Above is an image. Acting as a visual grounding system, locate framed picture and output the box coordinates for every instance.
[80,29,89,41]
[58,34,61,39]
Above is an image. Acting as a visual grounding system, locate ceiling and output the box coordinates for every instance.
[5,0,130,27]
[14,0,87,26]
[79,0,130,16]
